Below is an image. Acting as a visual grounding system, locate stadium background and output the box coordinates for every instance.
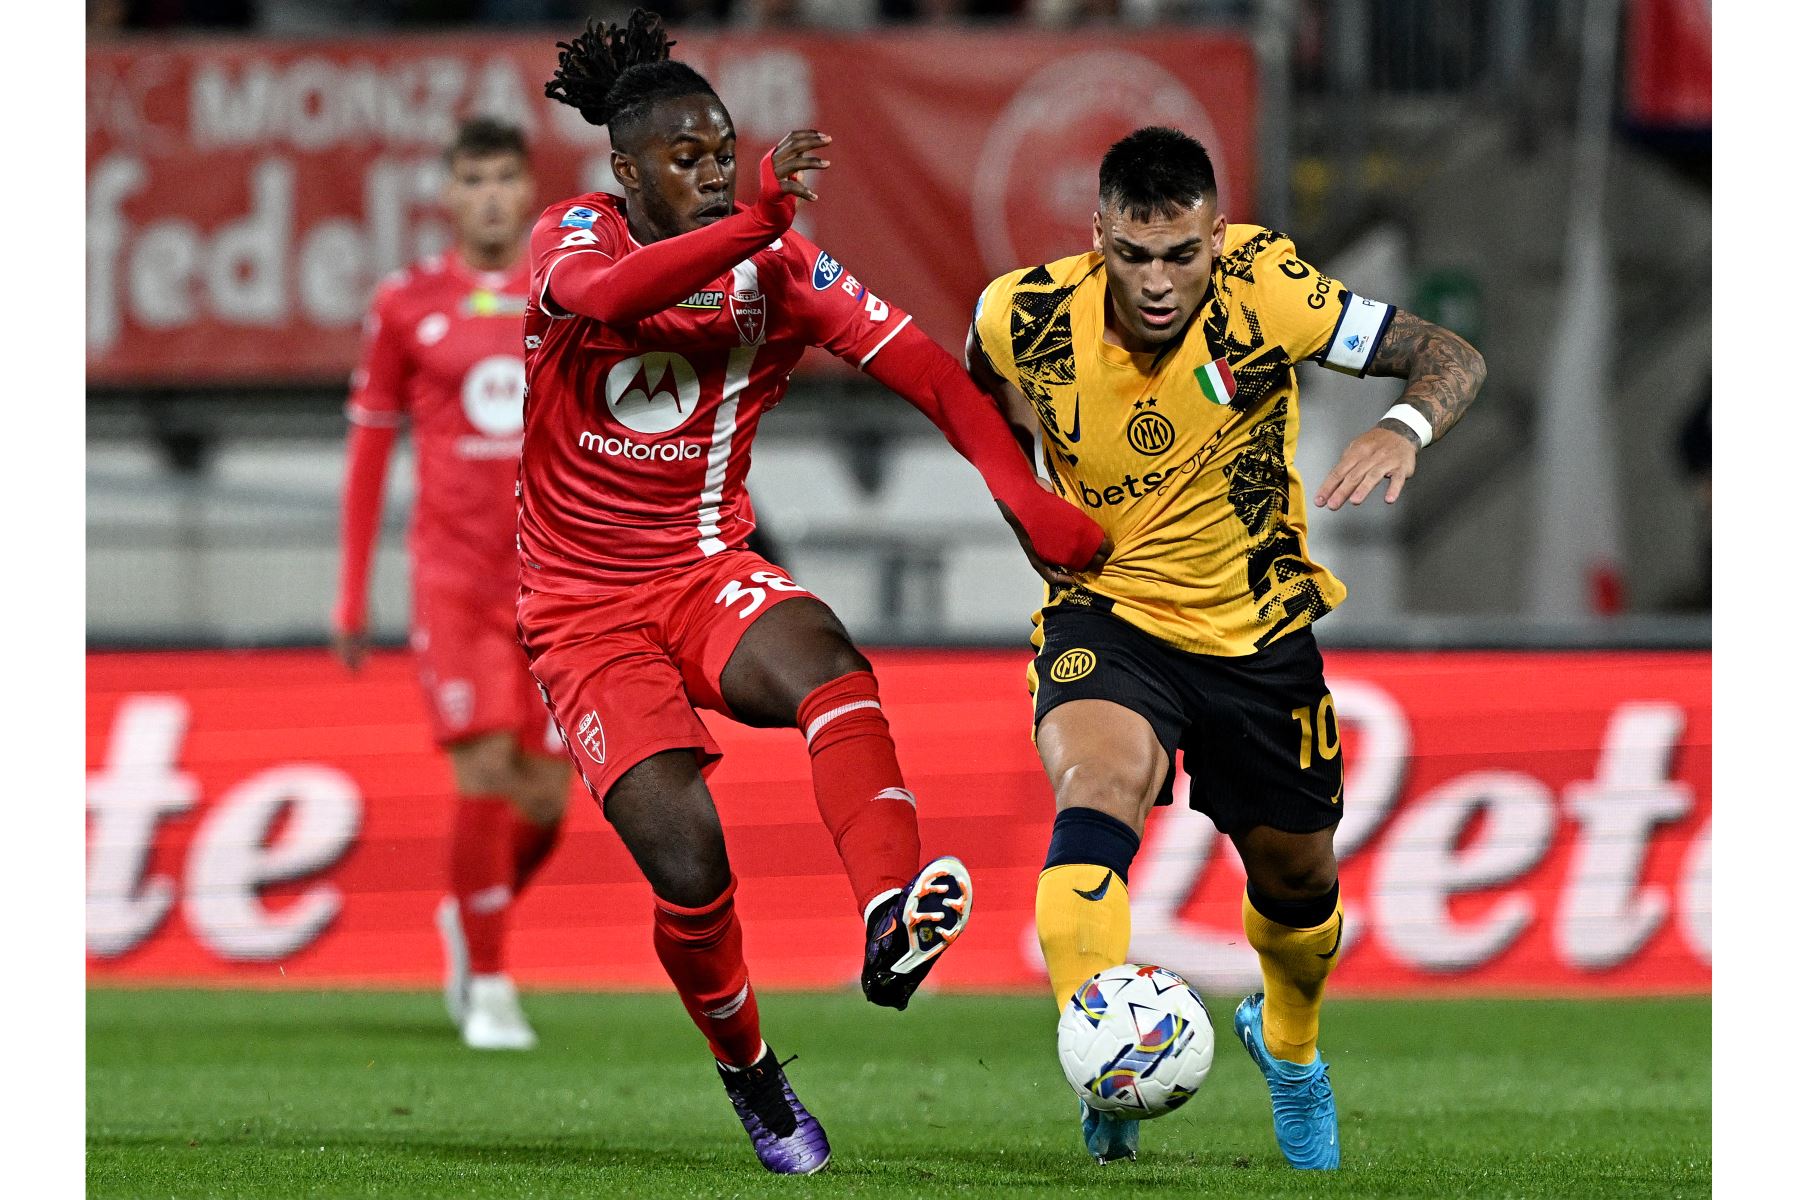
[86,1,1710,1005]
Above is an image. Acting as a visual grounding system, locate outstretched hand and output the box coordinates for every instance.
[1315,426,1418,510]
[331,629,368,673]
[762,130,832,207]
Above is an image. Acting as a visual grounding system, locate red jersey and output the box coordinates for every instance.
[518,193,913,592]
[347,252,531,600]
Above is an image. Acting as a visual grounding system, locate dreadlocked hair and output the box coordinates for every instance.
[544,9,719,144]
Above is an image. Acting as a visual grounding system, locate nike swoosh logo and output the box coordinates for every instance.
[876,915,898,940]
[1059,391,1082,443]
[1074,870,1113,902]
[1316,914,1344,961]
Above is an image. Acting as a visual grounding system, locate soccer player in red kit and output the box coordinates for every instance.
[334,119,569,1052]
[523,12,1109,1174]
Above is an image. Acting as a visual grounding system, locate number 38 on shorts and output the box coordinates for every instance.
[715,570,807,620]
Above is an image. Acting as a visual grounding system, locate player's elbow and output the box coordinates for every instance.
[1463,340,1488,392]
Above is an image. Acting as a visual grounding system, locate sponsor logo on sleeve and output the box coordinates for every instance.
[560,206,599,229]
[678,290,725,311]
[811,251,845,290]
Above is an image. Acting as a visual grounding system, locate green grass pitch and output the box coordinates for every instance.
[87,988,1709,1198]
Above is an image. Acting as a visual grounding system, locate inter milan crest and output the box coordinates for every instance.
[1127,397,1175,456]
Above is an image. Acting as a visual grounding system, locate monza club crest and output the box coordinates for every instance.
[730,287,766,346]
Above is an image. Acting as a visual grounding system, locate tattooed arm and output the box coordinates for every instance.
[1366,308,1487,446]
[1314,308,1487,510]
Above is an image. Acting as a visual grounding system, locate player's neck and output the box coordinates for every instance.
[622,205,673,248]
[457,240,524,274]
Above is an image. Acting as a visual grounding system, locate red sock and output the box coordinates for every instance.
[449,794,514,975]
[652,878,764,1067]
[511,812,561,894]
[795,671,921,915]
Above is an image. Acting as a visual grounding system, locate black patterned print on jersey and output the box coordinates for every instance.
[1223,397,1330,648]
[1008,265,1088,470]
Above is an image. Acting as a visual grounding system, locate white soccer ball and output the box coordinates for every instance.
[1056,963,1215,1118]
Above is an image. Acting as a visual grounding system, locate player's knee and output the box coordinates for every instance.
[603,752,731,907]
[1051,762,1155,832]
[511,755,571,823]
[1252,856,1338,901]
[817,638,872,684]
[512,781,567,826]
[780,639,873,720]
[448,735,519,797]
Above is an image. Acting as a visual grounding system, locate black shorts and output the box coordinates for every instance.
[1030,602,1344,835]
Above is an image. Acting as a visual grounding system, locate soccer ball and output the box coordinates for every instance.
[1056,963,1215,1118]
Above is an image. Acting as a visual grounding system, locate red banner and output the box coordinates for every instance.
[1625,0,1712,128]
[86,29,1257,387]
[87,647,1710,996]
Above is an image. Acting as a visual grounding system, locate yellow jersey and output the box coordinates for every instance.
[973,225,1393,657]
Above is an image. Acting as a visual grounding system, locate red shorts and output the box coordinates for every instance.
[517,550,817,802]
[412,584,561,754]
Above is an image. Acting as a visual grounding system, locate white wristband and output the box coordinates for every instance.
[1382,404,1433,449]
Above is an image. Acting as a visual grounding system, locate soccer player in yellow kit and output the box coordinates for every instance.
[966,127,1485,1168]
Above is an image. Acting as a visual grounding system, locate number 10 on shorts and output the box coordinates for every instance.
[1290,695,1340,769]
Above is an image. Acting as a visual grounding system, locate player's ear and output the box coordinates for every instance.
[1209,204,1227,255]
[611,150,639,192]
[1091,211,1104,254]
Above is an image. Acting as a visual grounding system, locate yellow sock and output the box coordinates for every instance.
[1036,864,1132,1011]
[1241,890,1344,1064]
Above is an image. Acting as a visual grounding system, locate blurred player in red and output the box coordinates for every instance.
[524,11,1108,1174]
[334,118,568,1052]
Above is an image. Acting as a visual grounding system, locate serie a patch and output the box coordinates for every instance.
[678,290,724,311]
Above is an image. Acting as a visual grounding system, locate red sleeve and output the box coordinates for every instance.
[344,281,410,430]
[860,322,1106,571]
[781,234,916,366]
[538,150,798,326]
[335,285,407,635]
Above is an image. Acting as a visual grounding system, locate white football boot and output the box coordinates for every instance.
[434,896,470,1027]
[461,974,538,1051]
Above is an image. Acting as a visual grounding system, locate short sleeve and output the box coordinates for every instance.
[346,279,411,428]
[1248,232,1394,377]
[784,235,915,367]
[531,199,621,319]
[971,271,1023,383]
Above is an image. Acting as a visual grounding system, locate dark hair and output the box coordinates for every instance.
[544,9,720,151]
[444,116,530,167]
[1098,126,1218,221]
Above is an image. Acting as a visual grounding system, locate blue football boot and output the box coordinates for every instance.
[1079,1098,1140,1163]
[1234,993,1339,1170]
